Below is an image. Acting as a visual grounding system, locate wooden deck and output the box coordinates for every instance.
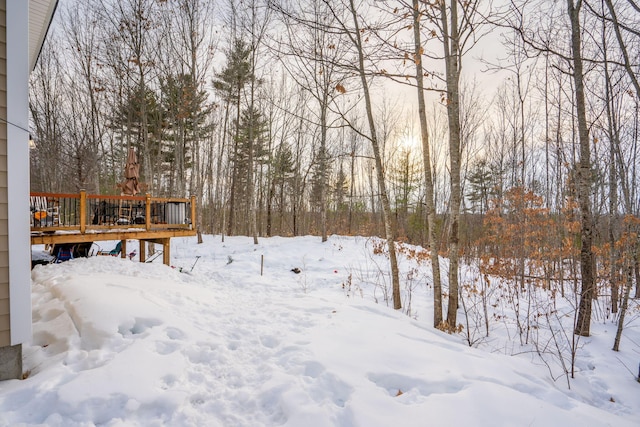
[30,191,197,265]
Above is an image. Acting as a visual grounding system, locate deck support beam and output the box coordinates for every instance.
[139,240,146,262]
[32,234,184,267]
[138,238,170,266]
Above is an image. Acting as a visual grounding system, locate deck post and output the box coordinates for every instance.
[139,240,146,262]
[145,193,151,231]
[79,190,86,234]
[121,239,127,259]
[162,238,170,266]
[191,196,196,230]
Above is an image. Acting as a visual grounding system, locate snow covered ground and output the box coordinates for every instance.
[1,235,639,426]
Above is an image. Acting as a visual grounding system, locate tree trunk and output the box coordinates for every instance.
[602,21,619,313]
[267,174,275,236]
[568,0,595,337]
[602,0,640,100]
[634,255,640,299]
[320,98,328,243]
[441,0,462,328]
[227,85,242,237]
[613,263,633,351]
[348,0,401,310]
[412,0,443,326]
[248,89,259,245]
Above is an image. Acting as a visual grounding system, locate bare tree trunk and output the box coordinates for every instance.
[412,0,443,326]
[568,0,596,337]
[267,175,275,236]
[248,88,259,244]
[227,86,241,237]
[320,101,328,242]
[601,17,620,313]
[635,256,640,299]
[349,129,357,234]
[602,0,640,100]
[347,0,401,310]
[613,263,633,351]
[441,0,462,328]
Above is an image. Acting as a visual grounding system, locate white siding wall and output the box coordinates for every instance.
[0,0,7,348]
[7,0,31,345]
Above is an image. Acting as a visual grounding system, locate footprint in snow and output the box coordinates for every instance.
[260,335,280,349]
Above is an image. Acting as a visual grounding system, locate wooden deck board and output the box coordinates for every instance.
[30,228,196,245]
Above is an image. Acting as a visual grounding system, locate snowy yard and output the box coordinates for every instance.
[1,235,638,426]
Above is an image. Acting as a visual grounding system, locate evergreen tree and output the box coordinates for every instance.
[232,105,269,232]
[333,165,349,214]
[310,146,331,213]
[212,38,253,235]
[161,73,213,195]
[267,143,295,236]
[467,159,495,215]
[111,85,164,190]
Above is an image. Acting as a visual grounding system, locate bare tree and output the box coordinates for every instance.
[99,0,163,192]
[271,0,348,242]
[347,0,401,309]
[566,0,596,337]
[30,34,65,192]
[213,37,253,236]
[240,0,272,244]
[311,0,402,309]
[427,0,475,328]
[499,0,598,336]
[159,0,217,242]
[600,0,640,99]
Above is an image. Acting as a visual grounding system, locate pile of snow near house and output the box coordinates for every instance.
[1,235,638,426]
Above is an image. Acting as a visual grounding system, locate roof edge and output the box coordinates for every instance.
[29,0,59,72]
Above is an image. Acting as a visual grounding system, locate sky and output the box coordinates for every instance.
[1,235,638,426]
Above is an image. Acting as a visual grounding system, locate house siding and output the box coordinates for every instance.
[6,0,30,350]
[0,0,8,349]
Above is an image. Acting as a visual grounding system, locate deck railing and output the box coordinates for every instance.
[30,191,196,234]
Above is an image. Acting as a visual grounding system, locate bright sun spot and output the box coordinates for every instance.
[399,135,419,150]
